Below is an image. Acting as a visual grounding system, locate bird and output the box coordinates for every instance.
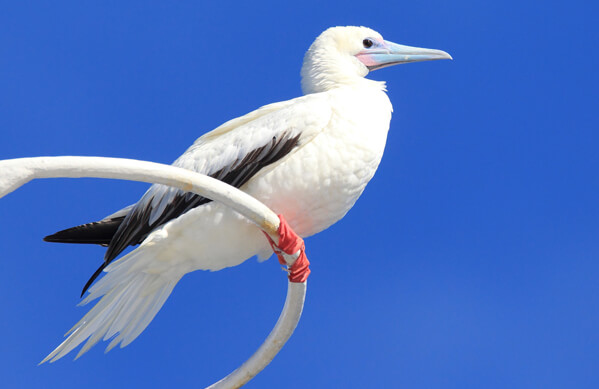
[40,26,451,362]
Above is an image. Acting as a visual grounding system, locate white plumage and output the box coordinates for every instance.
[41,26,450,362]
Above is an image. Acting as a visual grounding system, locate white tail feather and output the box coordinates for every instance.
[41,250,180,363]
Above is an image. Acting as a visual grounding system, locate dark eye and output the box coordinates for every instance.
[362,38,374,48]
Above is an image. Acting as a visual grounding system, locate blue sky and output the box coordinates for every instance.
[1,1,598,388]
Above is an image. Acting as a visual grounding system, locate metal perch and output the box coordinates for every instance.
[0,156,308,388]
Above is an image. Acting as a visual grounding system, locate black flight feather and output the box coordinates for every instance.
[44,217,125,246]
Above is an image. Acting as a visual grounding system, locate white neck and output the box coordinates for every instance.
[300,44,385,95]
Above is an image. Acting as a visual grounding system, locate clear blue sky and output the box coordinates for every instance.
[1,1,598,388]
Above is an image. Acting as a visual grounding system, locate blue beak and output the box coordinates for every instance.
[358,40,452,71]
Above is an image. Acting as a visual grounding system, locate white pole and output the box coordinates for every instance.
[207,282,307,389]
[0,156,307,389]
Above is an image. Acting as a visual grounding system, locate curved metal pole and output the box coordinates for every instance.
[0,156,280,238]
[207,282,306,389]
[0,156,307,389]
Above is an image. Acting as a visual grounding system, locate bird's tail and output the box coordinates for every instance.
[40,248,181,363]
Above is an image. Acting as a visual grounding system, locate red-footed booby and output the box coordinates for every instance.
[41,26,451,362]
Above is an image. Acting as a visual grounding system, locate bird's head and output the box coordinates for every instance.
[301,26,451,94]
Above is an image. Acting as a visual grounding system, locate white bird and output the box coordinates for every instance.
[41,26,451,362]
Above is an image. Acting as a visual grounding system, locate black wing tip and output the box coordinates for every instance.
[43,219,125,245]
[43,233,59,242]
[43,229,84,243]
[81,262,107,297]
[43,228,105,244]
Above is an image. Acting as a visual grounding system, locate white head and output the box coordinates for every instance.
[301,26,451,95]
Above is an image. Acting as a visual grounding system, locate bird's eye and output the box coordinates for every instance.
[362,38,374,49]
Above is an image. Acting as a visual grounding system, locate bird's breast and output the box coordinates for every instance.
[246,87,392,237]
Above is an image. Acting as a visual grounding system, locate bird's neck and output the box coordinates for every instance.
[301,74,386,95]
[300,52,386,95]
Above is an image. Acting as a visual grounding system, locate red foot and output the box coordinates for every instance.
[263,214,311,283]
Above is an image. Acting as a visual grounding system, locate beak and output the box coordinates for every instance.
[357,40,452,71]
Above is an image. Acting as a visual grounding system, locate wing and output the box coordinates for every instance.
[82,93,332,295]
[103,130,302,263]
